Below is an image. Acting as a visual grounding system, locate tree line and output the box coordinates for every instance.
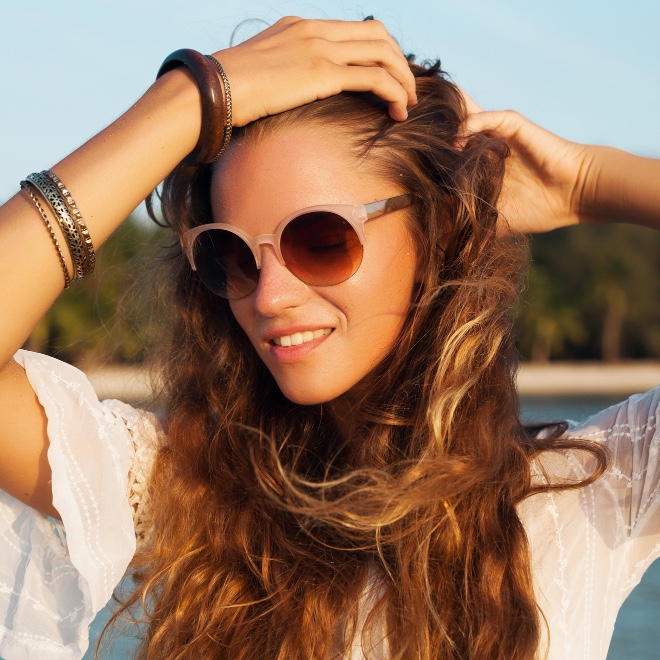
[24,215,659,364]
[516,223,659,362]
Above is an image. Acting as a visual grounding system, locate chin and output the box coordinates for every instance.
[274,379,351,406]
[277,388,336,406]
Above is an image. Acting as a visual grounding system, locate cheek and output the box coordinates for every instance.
[340,228,417,362]
[368,221,417,304]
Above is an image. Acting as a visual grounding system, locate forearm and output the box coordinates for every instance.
[0,69,201,367]
[579,146,660,229]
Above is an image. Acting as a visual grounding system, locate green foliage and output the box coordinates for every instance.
[24,214,169,365]
[516,224,660,361]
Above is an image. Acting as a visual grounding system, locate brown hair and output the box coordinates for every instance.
[109,61,608,659]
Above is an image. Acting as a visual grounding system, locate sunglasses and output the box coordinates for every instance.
[181,193,414,299]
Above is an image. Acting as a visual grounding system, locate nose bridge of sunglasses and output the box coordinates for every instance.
[252,233,283,268]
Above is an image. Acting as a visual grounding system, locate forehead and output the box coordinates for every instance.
[210,126,390,227]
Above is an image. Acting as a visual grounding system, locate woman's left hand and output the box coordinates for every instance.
[461,93,660,234]
[461,93,590,234]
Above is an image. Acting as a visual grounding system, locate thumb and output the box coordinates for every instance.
[462,109,518,137]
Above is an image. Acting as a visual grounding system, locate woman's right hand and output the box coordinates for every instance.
[211,17,417,125]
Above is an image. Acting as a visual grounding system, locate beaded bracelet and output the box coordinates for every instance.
[157,48,228,165]
[20,180,71,288]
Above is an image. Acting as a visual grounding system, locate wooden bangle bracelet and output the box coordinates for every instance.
[157,48,226,165]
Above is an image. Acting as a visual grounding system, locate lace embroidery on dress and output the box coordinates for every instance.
[101,399,161,549]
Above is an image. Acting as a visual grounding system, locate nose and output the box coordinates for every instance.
[251,245,311,317]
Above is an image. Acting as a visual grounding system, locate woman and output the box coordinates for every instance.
[0,17,658,660]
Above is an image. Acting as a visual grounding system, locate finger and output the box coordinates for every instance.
[454,109,511,151]
[297,17,408,60]
[330,64,410,121]
[296,19,417,105]
[328,39,417,106]
[462,109,518,137]
[285,18,417,104]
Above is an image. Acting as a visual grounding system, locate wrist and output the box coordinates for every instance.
[156,50,232,164]
[142,67,204,160]
[571,144,603,226]
[49,69,204,251]
[578,146,660,229]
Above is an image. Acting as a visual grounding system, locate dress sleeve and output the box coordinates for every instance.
[519,388,659,660]
[0,350,160,660]
[568,386,660,592]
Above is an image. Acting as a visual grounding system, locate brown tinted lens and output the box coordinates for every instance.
[281,212,363,285]
[194,229,258,299]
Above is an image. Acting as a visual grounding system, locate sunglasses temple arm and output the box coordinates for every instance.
[180,234,198,271]
[364,193,414,221]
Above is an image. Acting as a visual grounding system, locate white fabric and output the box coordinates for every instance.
[522,388,660,659]
[0,350,658,659]
[0,351,159,660]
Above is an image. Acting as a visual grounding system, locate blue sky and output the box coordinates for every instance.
[1,0,658,205]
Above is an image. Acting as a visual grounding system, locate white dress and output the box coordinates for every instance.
[0,350,658,660]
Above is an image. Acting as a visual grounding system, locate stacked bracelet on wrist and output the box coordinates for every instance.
[46,171,96,275]
[20,170,96,288]
[20,180,71,288]
[156,48,233,165]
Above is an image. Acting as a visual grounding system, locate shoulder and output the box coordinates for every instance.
[13,348,165,542]
[15,348,165,451]
[566,386,659,447]
[529,387,660,481]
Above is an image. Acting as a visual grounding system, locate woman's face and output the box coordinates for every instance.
[212,125,417,405]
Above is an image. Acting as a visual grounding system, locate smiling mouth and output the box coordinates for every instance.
[271,328,333,347]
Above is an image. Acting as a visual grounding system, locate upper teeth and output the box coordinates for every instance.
[273,328,332,347]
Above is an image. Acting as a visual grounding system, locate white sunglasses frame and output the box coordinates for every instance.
[181,193,414,273]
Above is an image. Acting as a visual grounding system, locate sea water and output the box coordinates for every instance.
[84,394,660,659]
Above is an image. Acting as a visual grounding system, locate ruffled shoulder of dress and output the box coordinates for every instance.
[530,386,660,478]
[0,350,162,660]
[565,385,659,437]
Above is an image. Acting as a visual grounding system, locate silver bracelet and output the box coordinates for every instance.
[26,172,88,281]
[20,180,71,288]
[44,170,96,276]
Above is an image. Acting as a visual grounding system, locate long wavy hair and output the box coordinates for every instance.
[108,60,608,659]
